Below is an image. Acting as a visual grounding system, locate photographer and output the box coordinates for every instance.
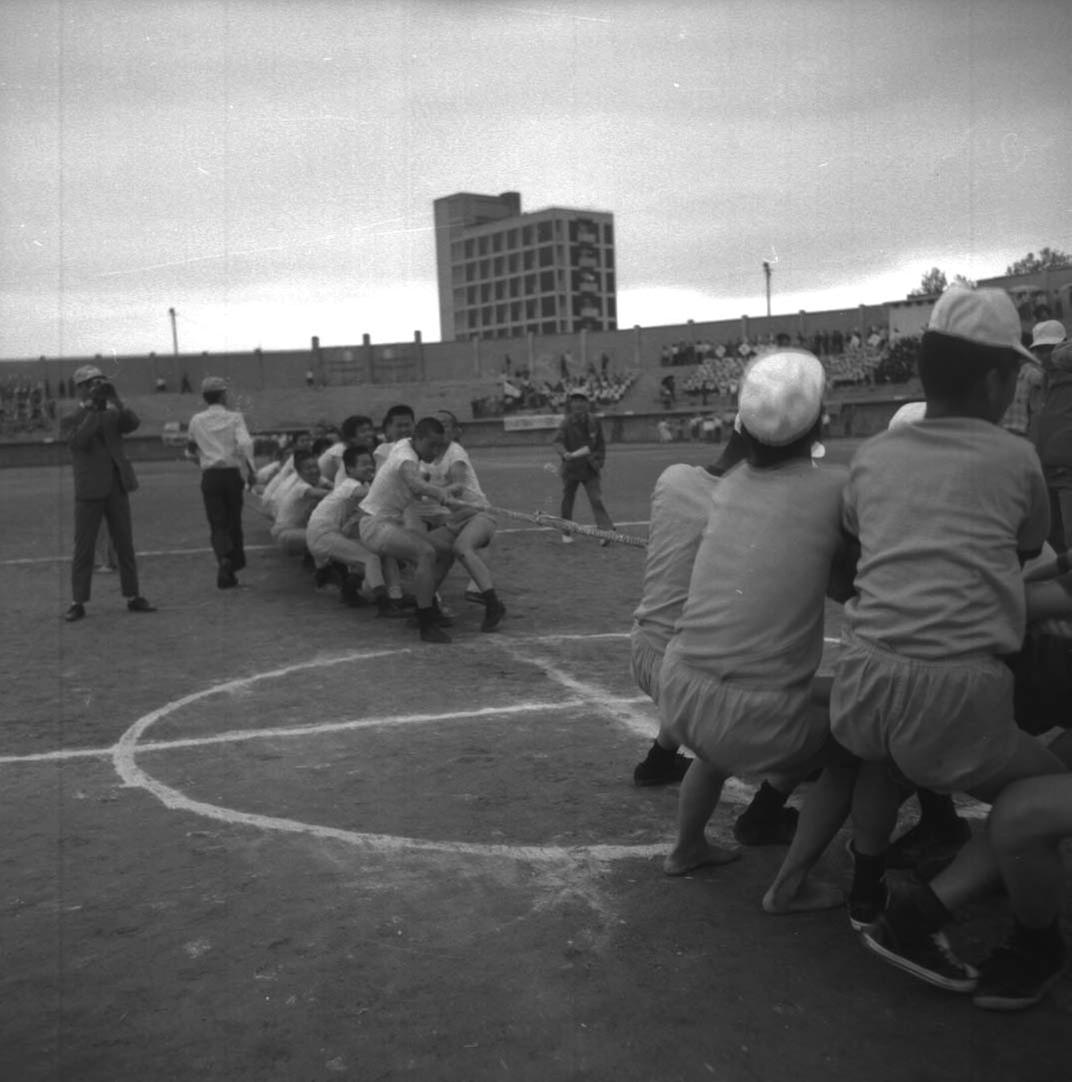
[59,365,155,622]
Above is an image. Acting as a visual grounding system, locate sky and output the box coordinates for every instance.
[1,0,1070,360]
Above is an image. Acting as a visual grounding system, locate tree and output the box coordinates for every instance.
[1005,247,1072,275]
[908,268,947,298]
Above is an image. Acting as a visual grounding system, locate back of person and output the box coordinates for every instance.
[633,463,722,651]
[1033,361,1072,474]
[672,459,846,686]
[844,417,1048,660]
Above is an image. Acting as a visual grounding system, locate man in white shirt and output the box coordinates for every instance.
[186,377,257,589]
[271,449,330,557]
[358,417,463,643]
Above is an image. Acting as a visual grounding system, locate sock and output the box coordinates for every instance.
[744,780,789,820]
[887,882,951,940]
[850,844,888,900]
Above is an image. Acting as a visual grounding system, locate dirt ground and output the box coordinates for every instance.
[1,441,1069,1082]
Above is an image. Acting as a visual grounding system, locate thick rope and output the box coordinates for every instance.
[452,500,647,548]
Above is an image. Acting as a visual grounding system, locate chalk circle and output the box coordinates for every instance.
[111,641,670,867]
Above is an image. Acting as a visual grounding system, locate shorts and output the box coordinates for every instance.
[829,627,1020,793]
[1009,629,1072,735]
[657,642,828,776]
[629,625,667,702]
[358,514,454,556]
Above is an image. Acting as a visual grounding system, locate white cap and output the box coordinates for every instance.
[737,350,826,447]
[926,286,1033,360]
[888,401,927,429]
[73,364,104,385]
[1030,320,1066,348]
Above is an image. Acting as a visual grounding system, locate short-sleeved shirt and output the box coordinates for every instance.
[272,481,321,532]
[426,442,487,506]
[307,477,367,535]
[672,459,848,688]
[842,417,1050,660]
[187,404,255,472]
[359,440,421,521]
[317,441,346,484]
[632,464,722,653]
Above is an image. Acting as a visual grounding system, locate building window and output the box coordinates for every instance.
[493,256,504,276]
[603,223,614,245]
[492,232,502,252]
[464,239,475,259]
[478,236,488,256]
[479,259,490,279]
[506,228,518,249]
[523,225,534,246]
[509,278,520,298]
[541,321,557,334]
[508,253,519,273]
[539,246,554,267]
[542,296,556,316]
[540,270,555,292]
[537,221,553,243]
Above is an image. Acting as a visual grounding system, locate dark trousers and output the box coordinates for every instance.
[72,482,139,603]
[201,468,246,569]
[561,475,614,530]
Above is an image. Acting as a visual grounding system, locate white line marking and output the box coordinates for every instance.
[0,544,275,568]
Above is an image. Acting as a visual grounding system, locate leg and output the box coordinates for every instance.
[762,743,858,914]
[225,470,247,571]
[200,471,234,564]
[581,475,615,531]
[560,477,580,523]
[71,499,106,604]
[103,486,140,600]
[663,759,740,876]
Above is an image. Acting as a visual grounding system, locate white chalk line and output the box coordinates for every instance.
[109,640,672,864]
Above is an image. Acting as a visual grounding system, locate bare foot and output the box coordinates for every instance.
[761,878,844,914]
[663,842,741,877]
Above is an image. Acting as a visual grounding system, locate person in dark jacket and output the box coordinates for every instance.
[551,390,616,544]
[59,365,155,622]
[1034,340,1072,549]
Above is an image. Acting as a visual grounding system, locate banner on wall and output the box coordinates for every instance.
[503,414,561,431]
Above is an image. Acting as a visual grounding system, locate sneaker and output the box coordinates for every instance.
[973,933,1066,1012]
[861,915,978,993]
[732,806,799,847]
[127,596,157,613]
[561,533,573,545]
[848,879,888,932]
[419,621,452,644]
[340,572,366,607]
[633,746,692,787]
[887,817,971,871]
[481,598,506,632]
[64,602,86,622]
[377,598,410,619]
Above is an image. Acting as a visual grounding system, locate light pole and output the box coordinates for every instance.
[762,261,772,325]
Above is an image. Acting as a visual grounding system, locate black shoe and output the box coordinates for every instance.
[377,597,410,619]
[481,599,506,632]
[217,558,237,589]
[861,915,978,993]
[64,602,86,622]
[398,594,419,610]
[732,806,799,847]
[419,621,452,644]
[313,565,334,589]
[430,601,454,628]
[633,745,692,787]
[973,931,1067,1012]
[340,571,366,607]
[848,879,889,932]
[887,817,971,871]
[127,596,157,613]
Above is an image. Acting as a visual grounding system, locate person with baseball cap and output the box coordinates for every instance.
[999,318,1065,439]
[185,376,257,589]
[59,365,155,621]
[656,350,861,916]
[829,286,1065,1009]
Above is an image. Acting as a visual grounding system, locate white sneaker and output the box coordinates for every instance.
[561,534,573,544]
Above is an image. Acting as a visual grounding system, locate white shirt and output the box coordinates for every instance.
[271,481,321,533]
[307,477,369,536]
[360,440,425,521]
[187,404,254,472]
[426,441,487,506]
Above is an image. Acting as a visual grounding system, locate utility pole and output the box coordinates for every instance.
[762,261,772,323]
[168,307,179,356]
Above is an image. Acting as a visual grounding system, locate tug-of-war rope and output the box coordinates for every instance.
[455,501,648,549]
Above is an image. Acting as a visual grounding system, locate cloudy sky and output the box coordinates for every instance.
[2,0,1069,360]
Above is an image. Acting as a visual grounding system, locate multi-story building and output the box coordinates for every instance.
[433,191,617,342]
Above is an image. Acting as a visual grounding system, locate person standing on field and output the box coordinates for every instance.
[186,376,257,589]
[551,389,615,544]
[60,365,155,622]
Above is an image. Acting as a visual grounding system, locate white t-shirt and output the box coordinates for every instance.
[307,477,368,536]
[632,464,721,652]
[272,481,321,533]
[360,440,424,521]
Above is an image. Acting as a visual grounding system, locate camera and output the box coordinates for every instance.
[90,381,116,408]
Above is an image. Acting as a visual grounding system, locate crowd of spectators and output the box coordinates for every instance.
[0,377,58,435]
[473,363,639,419]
